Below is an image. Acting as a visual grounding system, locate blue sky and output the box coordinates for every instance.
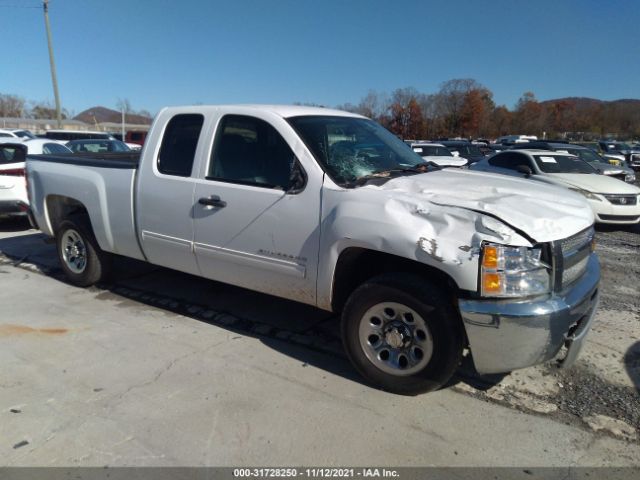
[1,0,638,116]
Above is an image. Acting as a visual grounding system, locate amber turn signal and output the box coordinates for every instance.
[482,245,499,269]
[482,272,502,294]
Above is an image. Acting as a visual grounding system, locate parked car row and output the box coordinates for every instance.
[410,142,469,167]
[42,130,142,151]
[509,141,635,182]
[597,140,640,169]
[0,136,133,219]
[411,137,638,170]
[407,136,640,225]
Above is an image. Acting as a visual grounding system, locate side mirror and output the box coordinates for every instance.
[516,164,533,177]
[287,159,306,194]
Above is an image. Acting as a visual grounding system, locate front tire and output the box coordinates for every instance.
[341,273,463,395]
[56,218,110,287]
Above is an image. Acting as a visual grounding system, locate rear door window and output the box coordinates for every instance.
[157,114,204,177]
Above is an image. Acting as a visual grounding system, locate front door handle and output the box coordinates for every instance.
[198,195,227,208]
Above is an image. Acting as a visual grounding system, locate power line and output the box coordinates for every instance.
[0,0,40,8]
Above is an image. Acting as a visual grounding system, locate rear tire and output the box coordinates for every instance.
[56,217,110,287]
[341,273,463,395]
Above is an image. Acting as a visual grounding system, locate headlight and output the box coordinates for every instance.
[480,243,550,297]
[625,173,636,183]
[569,188,602,201]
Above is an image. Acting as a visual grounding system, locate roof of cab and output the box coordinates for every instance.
[160,104,367,119]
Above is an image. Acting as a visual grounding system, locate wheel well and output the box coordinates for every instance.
[331,248,460,313]
[45,195,89,235]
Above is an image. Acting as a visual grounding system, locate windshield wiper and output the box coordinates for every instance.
[346,163,438,188]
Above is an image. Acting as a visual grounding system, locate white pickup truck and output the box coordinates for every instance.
[26,105,601,394]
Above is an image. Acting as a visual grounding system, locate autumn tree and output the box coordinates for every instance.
[459,88,495,138]
[489,106,513,137]
[348,84,640,140]
[546,99,576,136]
[513,91,543,135]
[384,88,426,139]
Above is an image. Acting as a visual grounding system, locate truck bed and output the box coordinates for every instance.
[26,152,145,261]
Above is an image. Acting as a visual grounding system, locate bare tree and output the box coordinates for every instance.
[116,98,132,114]
[0,94,26,117]
[29,100,68,120]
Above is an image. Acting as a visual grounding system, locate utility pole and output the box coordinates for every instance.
[43,0,62,128]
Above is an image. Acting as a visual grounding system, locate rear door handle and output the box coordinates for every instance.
[198,195,227,208]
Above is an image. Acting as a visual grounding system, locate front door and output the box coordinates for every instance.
[192,114,321,306]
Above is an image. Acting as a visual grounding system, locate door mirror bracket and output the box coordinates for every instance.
[516,164,533,177]
[286,159,306,194]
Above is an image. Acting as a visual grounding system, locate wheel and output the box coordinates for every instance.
[341,273,463,395]
[56,217,110,287]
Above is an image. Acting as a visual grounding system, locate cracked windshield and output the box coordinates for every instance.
[288,115,426,185]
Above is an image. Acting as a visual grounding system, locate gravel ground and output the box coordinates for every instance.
[595,223,640,313]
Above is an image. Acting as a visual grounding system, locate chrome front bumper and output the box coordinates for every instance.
[458,254,600,374]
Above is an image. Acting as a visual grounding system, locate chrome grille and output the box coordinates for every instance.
[559,227,594,256]
[563,255,590,287]
[555,226,594,290]
[604,194,638,206]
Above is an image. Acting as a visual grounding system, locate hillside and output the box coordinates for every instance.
[539,97,640,108]
[74,106,152,125]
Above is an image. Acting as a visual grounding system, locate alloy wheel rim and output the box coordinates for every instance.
[61,229,87,274]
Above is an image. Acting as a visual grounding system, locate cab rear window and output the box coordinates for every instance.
[157,114,204,177]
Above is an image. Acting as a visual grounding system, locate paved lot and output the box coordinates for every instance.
[0,217,638,466]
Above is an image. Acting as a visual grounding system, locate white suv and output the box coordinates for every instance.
[0,139,72,218]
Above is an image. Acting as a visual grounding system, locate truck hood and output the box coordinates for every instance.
[540,173,640,194]
[368,169,593,243]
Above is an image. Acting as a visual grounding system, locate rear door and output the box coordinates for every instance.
[135,113,206,275]
[191,113,322,305]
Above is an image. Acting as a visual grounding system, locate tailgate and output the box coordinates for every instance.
[0,162,27,204]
